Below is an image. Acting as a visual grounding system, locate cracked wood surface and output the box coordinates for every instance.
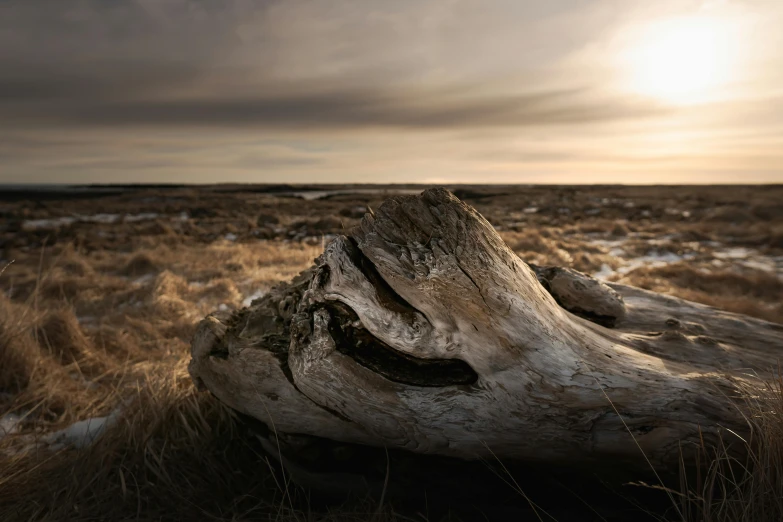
[189,188,783,470]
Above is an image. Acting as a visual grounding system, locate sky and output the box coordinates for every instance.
[1,0,782,184]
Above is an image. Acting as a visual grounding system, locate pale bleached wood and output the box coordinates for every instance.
[189,188,783,472]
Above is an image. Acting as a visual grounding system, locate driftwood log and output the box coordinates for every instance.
[189,188,782,483]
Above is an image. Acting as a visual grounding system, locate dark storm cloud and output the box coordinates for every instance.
[0,64,201,102]
[0,78,661,130]
[0,0,660,132]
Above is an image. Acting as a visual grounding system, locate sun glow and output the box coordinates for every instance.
[623,16,739,104]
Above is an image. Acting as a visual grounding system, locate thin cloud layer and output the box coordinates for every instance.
[0,74,662,129]
[0,0,781,183]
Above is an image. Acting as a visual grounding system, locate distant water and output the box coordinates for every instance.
[287,188,423,200]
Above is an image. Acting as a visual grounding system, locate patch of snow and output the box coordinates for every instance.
[623,201,635,208]
[90,213,121,224]
[646,234,677,244]
[218,303,230,312]
[44,413,119,449]
[22,212,160,231]
[592,242,697,278]
[593,264,616,280]
[738,258,777,272]
[287,188,421,200]
[0,414,21,439]
[523,207,539,214]
[242,291,267,308]
[663,208,691,218]
[123,212,159,223]
[22,217,78,231]
[712,248,782,273]
[616,251,694,275]
[133,274,156,285]
[224,233,237,242]
[590,238,627,248]
[714,247,752,259]
[176,211,189,222]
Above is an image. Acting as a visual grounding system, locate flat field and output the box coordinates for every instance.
[1,184,781,521]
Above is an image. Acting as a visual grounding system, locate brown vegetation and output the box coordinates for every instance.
[0,185,781,520]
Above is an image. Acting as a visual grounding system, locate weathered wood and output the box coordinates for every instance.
[189,188,783,474]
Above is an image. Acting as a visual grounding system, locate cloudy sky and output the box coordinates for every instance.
[1,0,781,184]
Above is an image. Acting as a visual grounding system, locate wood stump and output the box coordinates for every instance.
[189,188,782,484]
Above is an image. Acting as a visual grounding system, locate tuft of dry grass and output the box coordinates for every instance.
[624,264,783,323]
[687,374,783,522]
[639,373,783,522]
[120,251,160,277]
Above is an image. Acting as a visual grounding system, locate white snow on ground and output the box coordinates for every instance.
[714,247,753,259]
[43,412,120,450]
[224,233,238,242]
[588,238,627,248]
[593,264,616,280]
[242,291,267,308]
[593,251,695,280]
[619,252,693,272]
[740,258,779,272]
[0,414,21,439]
[22,213,163,231]
[713,248,783,273]
[287,188,422,200]
[89,213,121,224]
[123,212,159,223]
[591,237,783,280]
[22,217,78,230]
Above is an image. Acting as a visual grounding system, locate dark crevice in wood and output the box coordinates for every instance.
[344,236,430,324]
[208,344,229,360]
[568,309,617,328]
[264,332,297,385]
[324,301,478,387]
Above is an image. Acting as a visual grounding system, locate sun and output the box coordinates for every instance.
[623,16,736,104]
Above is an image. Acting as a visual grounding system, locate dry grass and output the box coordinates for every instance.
[622,264,783,323]
[1,226,781,520]
[0,241,348,521]
[635,374,783,522]
[691,374,783,522]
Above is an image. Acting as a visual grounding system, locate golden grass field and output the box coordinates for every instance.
[0,185,781,521]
